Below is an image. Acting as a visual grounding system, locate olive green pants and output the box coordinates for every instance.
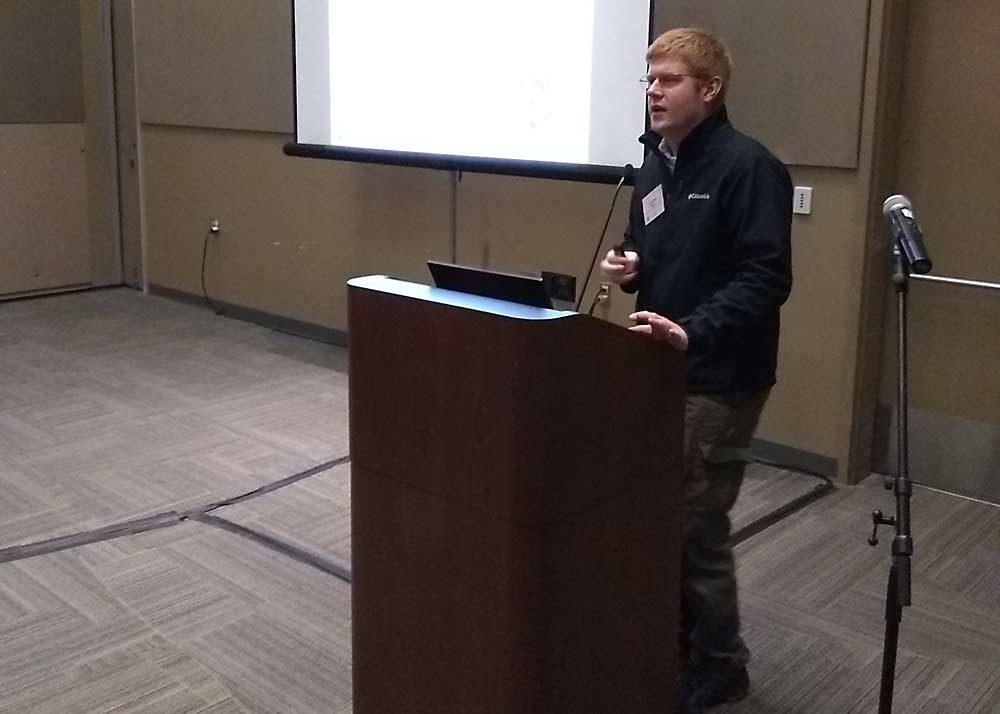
[680,389,770,667]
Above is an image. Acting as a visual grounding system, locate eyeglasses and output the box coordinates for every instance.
[639,73,705,89]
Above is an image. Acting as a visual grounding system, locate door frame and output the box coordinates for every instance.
[111,0,146,289]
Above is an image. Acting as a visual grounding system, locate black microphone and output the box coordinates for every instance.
[576,164,636,313]
[883,194,932,275]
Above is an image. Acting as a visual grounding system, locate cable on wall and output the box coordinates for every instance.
[201,226,224,315]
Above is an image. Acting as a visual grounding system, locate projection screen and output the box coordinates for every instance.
[285,0,653,184]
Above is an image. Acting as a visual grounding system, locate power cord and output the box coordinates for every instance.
[201,228,224,315]
[586,284,610,316]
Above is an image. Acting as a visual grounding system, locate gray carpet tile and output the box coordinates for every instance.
[1,288,996,714]
[0,521,349,714]
[0,289,348,547]
[163,526,352,637]
[711,477,1000,714]
[101,553,255,642]
[143,525,352,714]
[190,612,351,714]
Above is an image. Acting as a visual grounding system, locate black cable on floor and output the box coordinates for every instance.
[728,459,838,546]
[192,513,352,583]
[0,454,350,565]
[752,455,835,485]
[188,454,352,516]
[0,512,181,564]
[730,478,836,545]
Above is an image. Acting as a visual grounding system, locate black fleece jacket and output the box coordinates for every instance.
[621,107,792,393]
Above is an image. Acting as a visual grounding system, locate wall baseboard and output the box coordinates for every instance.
[752,438,837,479]
[148,284,348,347]
[0,282,109,303]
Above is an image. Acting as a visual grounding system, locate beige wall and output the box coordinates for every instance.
[0,124,91,293]
[0,0,120,297]
[762,167,863,459]
[142,126,451,327]
[873,1,1000,500]
[131,0,919,481]
[655,0,871,169]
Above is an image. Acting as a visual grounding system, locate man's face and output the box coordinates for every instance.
[644,56,716,147]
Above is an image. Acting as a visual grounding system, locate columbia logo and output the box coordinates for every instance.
[688,193,711,200]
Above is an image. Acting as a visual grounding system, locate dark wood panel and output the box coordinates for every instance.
[348,285,684,523]
[349,283,686,713]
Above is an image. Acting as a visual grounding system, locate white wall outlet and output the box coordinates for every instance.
[793,187,813,215]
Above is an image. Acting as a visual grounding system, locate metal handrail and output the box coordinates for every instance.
[912,274,1000,292]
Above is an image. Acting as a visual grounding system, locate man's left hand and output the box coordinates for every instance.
[628,311,689,352]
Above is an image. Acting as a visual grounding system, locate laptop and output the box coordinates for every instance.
[427,261,553,309]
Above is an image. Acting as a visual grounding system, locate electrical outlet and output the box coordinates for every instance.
[209,218,221,234]
[793,187,813,215]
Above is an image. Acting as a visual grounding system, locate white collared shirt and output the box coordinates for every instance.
[658,138,678,175]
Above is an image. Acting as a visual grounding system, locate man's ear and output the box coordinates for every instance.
[703,76,723,103]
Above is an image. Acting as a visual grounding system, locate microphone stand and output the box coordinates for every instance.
[868,243,915,714]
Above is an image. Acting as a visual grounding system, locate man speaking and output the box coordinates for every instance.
[600,27,793,714]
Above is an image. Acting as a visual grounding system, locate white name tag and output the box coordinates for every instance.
[642,185,666,226]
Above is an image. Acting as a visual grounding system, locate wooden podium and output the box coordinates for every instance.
[348,276,686,714]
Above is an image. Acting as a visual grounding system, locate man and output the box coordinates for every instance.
[599,27,793,714]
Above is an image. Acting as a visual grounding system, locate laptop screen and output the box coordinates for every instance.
[427,261,553,309]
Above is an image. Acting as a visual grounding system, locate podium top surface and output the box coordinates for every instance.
[348,275,574,321]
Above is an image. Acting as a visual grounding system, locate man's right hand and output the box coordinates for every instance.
[599,249,639,285]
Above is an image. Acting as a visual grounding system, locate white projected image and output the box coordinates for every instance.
[293,0,651,172]
[329,0,595,163]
